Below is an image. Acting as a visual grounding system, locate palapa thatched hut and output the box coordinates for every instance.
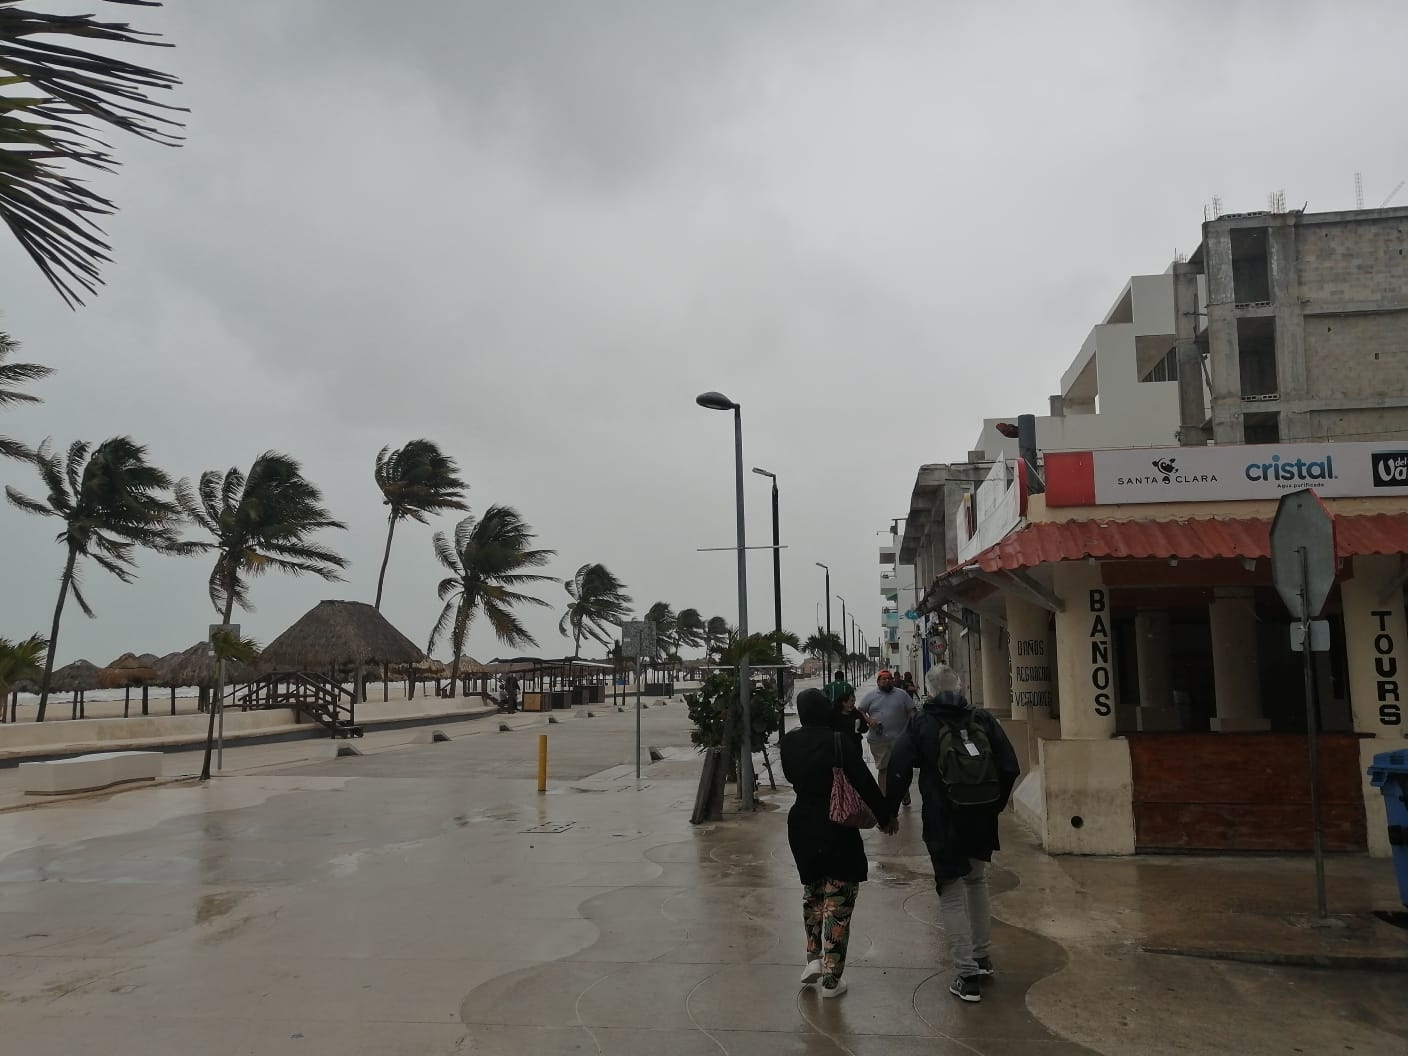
[99,651,161,717]
[257,600,423,714]
[156,643,257,716]
[49,658,101,719]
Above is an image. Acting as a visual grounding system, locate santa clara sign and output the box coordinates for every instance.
[1045,441,1408,507]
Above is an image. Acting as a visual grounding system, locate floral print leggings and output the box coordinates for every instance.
[802,878,860,986]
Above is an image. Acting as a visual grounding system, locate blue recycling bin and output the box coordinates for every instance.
[1367,749,1408,908]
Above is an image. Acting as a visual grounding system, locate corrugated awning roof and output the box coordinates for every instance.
[941,512,1408,580]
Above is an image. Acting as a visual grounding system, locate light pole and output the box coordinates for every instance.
[697,390,755,810]
[752,467,784,733]
[815,562,831,677]
[836,594,847,677]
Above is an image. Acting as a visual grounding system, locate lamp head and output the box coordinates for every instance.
[695,391,737,411]
[815,561,828,571]
[751,467,775,480]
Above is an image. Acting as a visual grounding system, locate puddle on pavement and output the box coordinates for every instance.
[195,891,248,925]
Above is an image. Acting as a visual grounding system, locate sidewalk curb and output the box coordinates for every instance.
[1141,944,1408,972]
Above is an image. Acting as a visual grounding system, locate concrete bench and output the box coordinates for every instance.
[19,750,163,795]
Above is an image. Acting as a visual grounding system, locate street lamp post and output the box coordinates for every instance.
[836,594,847,677]
[815,562,831,677]
[697,391,755,810]
[752,467,784,734]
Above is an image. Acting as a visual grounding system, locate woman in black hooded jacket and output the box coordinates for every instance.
[780,688,896,998]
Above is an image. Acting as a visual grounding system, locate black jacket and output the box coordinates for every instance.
[781,723,894,884]
[886,693,1020,880]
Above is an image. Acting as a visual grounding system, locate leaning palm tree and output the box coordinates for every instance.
[6,436,185,720]
[177,452,348,630]
[705,615,731,657]
[0,1,185,306]
[430,506,557,691]
[0,633,45,721]
[372,439,468,611]
[803,628,847,672]
[676,608,706,652]
[645,602,678,657]
[558,563,632,659]
[0,331,52,460]
[177,452,346,780]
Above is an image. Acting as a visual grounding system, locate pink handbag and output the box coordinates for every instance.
[829,733,877,829]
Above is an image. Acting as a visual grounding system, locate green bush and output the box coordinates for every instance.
[684,671,784,757]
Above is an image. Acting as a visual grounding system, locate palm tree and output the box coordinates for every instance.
[559,563,632,659]
[6,436,185,720]
[676,608,706,652]
[0,331,52,460]
[178,452,346,780]
[177,452,348,629]
[372,439,468,611]
[803,628,847,673]
[0,1,184,306]
[0,633,45,721]
[430,506,557,691]
[705,615,731,657]
[645,602,678,657]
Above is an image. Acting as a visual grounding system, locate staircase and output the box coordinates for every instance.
[241,672,364,738]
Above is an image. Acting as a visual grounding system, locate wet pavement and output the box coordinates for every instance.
[0,695,1404,1054]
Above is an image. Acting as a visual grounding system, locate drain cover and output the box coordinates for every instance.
[520,822,575,834]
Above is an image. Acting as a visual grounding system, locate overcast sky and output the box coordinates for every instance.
[3,0,1407,669]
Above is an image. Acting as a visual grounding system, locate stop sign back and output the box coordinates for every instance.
[1270,489,1337,621]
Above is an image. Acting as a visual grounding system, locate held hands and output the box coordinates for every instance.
[880,818,899,836]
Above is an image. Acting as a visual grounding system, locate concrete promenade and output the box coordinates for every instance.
[0,690,1404,1055]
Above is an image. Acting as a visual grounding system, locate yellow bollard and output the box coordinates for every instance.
[537,734,548,793]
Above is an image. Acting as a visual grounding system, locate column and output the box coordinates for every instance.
[1340,555,1408,858]
[1007,596,1058,738]
[1052,562,1118,740]
[980,616,1011,717]
[1208,587,1268,732]
[1135,609,1179,731]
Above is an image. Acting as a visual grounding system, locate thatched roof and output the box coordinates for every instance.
[98,651,159,689]
[50,659,101,692]
[260,600,424,670]
[157,642,255,688]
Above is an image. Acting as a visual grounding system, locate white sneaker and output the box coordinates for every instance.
[799,959,823,985]
[819,978,848,998]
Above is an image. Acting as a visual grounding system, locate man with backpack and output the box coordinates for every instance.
[884,664,1020,1004]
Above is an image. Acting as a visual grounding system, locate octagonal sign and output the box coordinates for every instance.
[1270,489,1337,621]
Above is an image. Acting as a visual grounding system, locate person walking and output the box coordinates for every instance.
[885,664,1020,1004]
[781,688,897,998]
[830,681,866,747]
[856,670,916,799]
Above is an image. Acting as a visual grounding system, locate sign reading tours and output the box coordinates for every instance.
[1044,441,1408,506]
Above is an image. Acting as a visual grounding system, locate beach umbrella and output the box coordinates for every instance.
[98,652,160,717]
[261,600,423,707]
[49,658,101,718]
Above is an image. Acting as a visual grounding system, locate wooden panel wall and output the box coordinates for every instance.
[1128,733,1368,852]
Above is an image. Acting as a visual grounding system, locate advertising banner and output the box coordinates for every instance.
[1045,441,1408,506]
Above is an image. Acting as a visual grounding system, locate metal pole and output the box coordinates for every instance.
[770,478,784,734]
[1300,546,1328,918]
[733,405,754,810]
[837,595,847,677]
[216,656,226,770]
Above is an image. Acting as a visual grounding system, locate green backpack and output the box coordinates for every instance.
[926,711,1001,808]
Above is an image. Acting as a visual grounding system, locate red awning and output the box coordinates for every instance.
[947,512,1408,577]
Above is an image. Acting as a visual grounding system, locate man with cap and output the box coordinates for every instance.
[856,669,916,799]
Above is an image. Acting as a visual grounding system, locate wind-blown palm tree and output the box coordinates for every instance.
[705,615,731,657]
[177,452,348,628]
[177,452,347,779]
[6,436,185,720]
[559,563,632,659]
[676,608,706,652]
[0,633,45,721]
[0,1,185,306]
[430,506,557,690]
[645,602,678,657]
[372,439,468,610]
[0,331,52,460]
[803,628,847,673]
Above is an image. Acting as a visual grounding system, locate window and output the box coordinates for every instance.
[1230,227,1271,305]
[1243,412,1280,444]
[1237,317,1278,399]
[1141,346,1180,383]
